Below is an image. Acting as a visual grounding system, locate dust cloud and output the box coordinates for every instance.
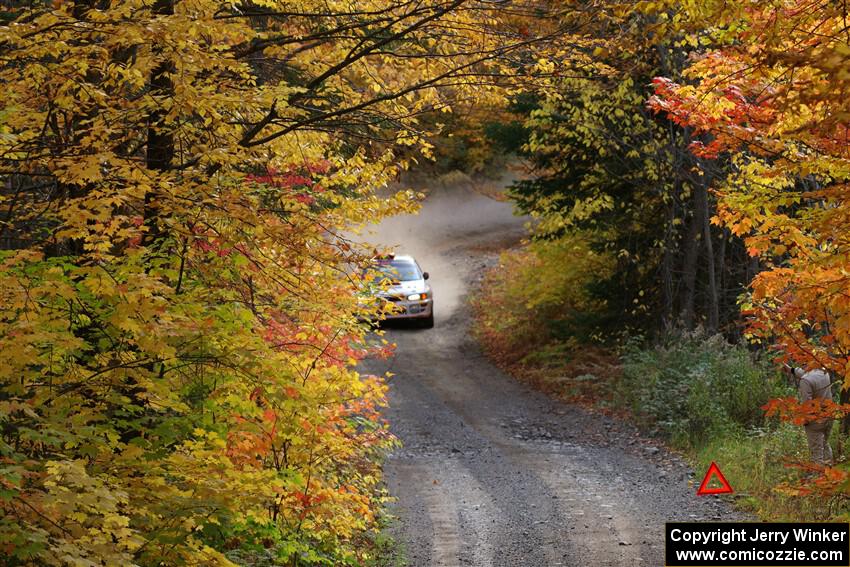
[360,172,527,320]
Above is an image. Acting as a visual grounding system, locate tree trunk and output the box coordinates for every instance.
[716,227,727,328]
[143,0,175,247]
[680,191,701,330]
[696,181,719,332]
[660,192,677,330]
[117,0,176,445]
[747,254,760,282]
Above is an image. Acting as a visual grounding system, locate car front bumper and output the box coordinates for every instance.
[383,298,433,320]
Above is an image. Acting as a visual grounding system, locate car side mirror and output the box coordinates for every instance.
[423,272,429,280]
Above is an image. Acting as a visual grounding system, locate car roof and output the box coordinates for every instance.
[391,254,416,263]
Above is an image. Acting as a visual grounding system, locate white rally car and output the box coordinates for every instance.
[366,255,434,328]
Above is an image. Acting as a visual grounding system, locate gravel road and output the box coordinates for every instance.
[360,185,741,567]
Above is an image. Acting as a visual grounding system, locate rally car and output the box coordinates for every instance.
[364,255,434,328]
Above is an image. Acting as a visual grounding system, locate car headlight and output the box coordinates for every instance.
[407,293,428,301]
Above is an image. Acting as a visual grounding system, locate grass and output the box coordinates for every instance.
[693,424,850,520]
[507,340,622,410]
[361,508,407,567]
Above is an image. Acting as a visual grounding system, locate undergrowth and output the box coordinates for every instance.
[471,234,621,407]
[620,335,790,448]
[694,425,848,521]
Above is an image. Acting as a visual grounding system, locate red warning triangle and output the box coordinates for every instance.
[696,461,733,495]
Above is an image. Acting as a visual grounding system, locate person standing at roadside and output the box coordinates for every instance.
[793,367,834,465]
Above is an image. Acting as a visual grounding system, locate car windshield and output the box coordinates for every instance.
[371,259,421,282]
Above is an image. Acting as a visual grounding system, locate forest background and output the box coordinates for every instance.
[2,0,850,565]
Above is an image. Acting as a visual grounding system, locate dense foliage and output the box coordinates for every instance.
[0,0,581,563]
[503,9,757,337]
[648,0,850,419]
[473,233,614,350]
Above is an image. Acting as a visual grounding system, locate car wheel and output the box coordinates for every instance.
[420,312,434,329]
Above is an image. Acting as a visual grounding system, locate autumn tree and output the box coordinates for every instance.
[0,0,580,563]
[503,2,754,338]
[649,0,850,462]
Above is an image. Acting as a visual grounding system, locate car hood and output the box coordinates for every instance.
[381,280,429,296]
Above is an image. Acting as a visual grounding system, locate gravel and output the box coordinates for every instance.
[359,188,743,567]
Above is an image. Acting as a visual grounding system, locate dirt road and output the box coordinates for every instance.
[360,185,739,567]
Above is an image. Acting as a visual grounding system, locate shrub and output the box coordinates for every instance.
[473,231,614,362]
[619,334,792,448]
